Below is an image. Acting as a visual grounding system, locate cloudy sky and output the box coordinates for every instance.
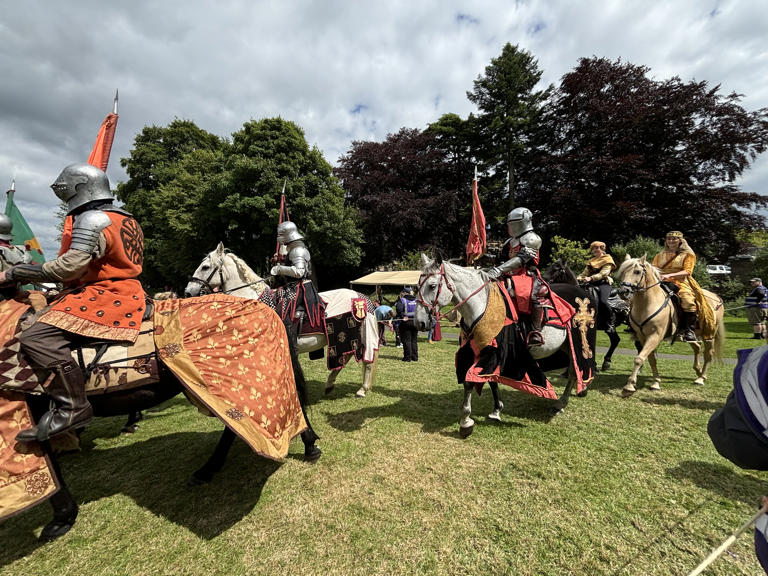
[2,0,767,259]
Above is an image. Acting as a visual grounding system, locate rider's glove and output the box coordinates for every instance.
[519,246,537,262]
[485,267,502,280]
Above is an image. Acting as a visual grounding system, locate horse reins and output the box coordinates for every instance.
[416,262,491,321]
[621,262,672,329]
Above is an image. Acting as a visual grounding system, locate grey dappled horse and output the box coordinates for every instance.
[185,243,378,398]
[415,254,596,438]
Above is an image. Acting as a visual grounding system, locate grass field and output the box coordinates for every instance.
[0,316,766,575]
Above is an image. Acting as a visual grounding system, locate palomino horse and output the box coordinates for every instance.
[616,255,725,395]
[415,254,596,438]
[544,258,630,371]
[0,296,320,541]
[185,243,379,398]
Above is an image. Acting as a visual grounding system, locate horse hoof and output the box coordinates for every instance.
[459,425,474,438]
[304,446,322,462]
[355,389,366,398]
[622,386,636,398]
[649,382,661,391]
[601,362,611,371]
[121,424,138,434]
[487,413,501,422]
[693,378,705,386]
[576,389,588,398]
[324,385,334,395]
[39,519,75,542]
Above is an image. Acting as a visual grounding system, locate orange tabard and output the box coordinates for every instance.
[40,212,145,342]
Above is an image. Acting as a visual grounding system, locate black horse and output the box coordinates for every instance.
[13,316,319,542]
[544,258,630,371]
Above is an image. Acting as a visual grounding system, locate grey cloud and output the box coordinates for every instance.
[1,0,766,259]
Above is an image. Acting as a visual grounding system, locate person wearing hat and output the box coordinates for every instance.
[577,241,617,332]
[396,285,419,361]
[746,278,768,340]
[652,231,703,342]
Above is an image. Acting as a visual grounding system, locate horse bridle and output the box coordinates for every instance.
[188,254,267,296]
[620,261,671,329]
[620,262,662,295]
[416,262,491,320]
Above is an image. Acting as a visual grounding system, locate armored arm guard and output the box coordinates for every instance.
[70,210,111,256]
[5,262,46,282]
[271,245,311,279]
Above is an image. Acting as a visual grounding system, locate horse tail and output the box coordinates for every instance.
[713,313,726,363]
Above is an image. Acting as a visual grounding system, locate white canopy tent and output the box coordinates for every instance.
[349,270,422,288]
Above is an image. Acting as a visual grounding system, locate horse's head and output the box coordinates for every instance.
[616,254,658,300]
[185,242,237,297]
[414,252,452,331]
[544,258,577,285]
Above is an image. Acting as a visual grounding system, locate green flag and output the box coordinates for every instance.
[4,182,45,264]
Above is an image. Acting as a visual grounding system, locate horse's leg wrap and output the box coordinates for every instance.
[16,360,93,443]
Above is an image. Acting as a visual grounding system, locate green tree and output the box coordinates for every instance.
[467,43,552,211]
[117,117,362,290]
[548,235,590,271]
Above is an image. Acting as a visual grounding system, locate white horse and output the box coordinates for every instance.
[185,243,379,398]
[616,255,725,395]
[415,254,596,437]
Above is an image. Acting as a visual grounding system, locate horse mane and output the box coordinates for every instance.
[226,252,264,284]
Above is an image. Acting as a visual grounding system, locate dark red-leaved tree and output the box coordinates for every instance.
[336,128,468,266]
[523,57,768,260]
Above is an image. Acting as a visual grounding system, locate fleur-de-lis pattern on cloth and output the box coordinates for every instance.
[0,300,58,521]
[152,294,307,461]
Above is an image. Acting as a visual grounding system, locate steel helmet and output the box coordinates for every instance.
[506,207,534,238]
[277,221,303,244]
[51,163,114,213]
[0,214,12,241]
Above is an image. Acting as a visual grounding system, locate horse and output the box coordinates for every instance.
[616,255,725,395]
[544,258,630,371]
[414,254,597,438]
[185,243,379,398]
[0,296,320,541]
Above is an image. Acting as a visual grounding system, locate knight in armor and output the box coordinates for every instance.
[484,207,545,347]
[0,214,32,297]
[0,163,145,442]
[270,221,324,333]
[652,230,699,342]
[577,241,617,332]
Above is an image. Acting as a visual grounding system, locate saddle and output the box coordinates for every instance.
[0,299,160,396]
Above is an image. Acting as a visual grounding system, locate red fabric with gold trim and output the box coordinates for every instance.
[42,212,144,342]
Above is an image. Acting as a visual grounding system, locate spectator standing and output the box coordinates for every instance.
[374,304,395,346]
[396,286,419,361]
[746,278,768,340]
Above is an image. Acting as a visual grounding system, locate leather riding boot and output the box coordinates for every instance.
[16,360,93,443]
[679,311,698,342]
[527,303,545,347]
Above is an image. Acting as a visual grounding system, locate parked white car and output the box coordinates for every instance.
[706,264,731,276]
